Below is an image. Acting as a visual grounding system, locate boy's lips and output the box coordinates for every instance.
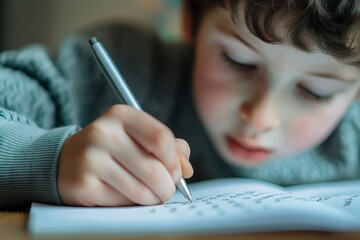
[225,135,272,163]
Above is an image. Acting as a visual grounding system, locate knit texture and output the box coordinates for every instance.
[0,45,80,209]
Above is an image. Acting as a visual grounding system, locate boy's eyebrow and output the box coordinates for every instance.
[230,32,259,53]
[309,72,356,83]
[220,24,259,53]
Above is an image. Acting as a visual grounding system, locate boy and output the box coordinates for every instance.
[0,0,359,209]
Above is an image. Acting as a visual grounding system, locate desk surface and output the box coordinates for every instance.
[1,211,360,240]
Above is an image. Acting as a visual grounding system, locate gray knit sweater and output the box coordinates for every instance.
[0,23,359,209]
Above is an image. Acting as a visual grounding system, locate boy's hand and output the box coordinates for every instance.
[57,105,193,206]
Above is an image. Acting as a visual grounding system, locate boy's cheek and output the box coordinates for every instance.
[286,112,341,154]
[194,71,233,121]
[194,58,242,121]
[287,119,322,153]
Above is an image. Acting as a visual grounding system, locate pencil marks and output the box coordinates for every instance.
[147,190,308,217]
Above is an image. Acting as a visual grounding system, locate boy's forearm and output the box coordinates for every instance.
[0,118,79,209]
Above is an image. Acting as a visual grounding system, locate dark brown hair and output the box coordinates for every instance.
[186,0,360,67]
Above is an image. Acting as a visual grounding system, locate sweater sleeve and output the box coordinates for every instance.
[0,111,79,209]
[0,46,80,209]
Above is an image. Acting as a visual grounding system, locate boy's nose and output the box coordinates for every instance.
[239,94,281,134]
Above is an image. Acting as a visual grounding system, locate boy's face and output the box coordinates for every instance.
[191,6,360,167]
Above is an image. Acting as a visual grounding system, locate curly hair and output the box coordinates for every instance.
[186,0,360,67]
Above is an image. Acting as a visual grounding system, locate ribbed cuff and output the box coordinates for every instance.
[0,123,80,209]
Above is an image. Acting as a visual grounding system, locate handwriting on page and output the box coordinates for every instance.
[343,194,360,207]
[302,190,360,214]
[147,190,318,218]
[311,192,360,206]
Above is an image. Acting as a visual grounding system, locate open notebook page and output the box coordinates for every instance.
[29,178,360,234]
[286,179,360,215]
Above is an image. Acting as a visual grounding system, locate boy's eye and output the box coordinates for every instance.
[297,84,333,103]
[221,52,257,72]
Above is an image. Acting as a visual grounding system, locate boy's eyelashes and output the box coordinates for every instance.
[297,84,333,103]
[220,51,333,104]
[221,52,257,72]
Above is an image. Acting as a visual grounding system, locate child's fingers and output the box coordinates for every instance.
[124,154,177,202]
[175,138,191,159]
[175,138,193,179]
[179,154,193,179]
[109,135,177,202]
[115,106,179,174]
[100,154,162,206]
[99,125,178,202]
[96,181,134,206]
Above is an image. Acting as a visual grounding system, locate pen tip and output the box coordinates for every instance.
[175,178,193,203]
[187,194,193,203]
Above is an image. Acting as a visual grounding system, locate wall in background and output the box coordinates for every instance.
[0,0,181,52]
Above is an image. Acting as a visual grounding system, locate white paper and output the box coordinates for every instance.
[28,178,360,234]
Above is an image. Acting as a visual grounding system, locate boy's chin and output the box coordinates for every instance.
[218,148,272,168]
[226,156,271,168]
[223,148,297,168]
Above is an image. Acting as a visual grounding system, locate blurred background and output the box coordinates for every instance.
[0,0,182,52]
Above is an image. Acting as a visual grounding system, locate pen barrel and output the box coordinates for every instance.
[90,42,142,110]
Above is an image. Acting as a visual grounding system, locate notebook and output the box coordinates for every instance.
[28,178,360,234]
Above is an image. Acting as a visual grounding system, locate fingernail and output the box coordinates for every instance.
[171,169,181,183]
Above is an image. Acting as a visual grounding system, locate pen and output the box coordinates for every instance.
[89,37,193,203]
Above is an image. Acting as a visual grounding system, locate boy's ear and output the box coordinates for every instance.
[181,0,193,44]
